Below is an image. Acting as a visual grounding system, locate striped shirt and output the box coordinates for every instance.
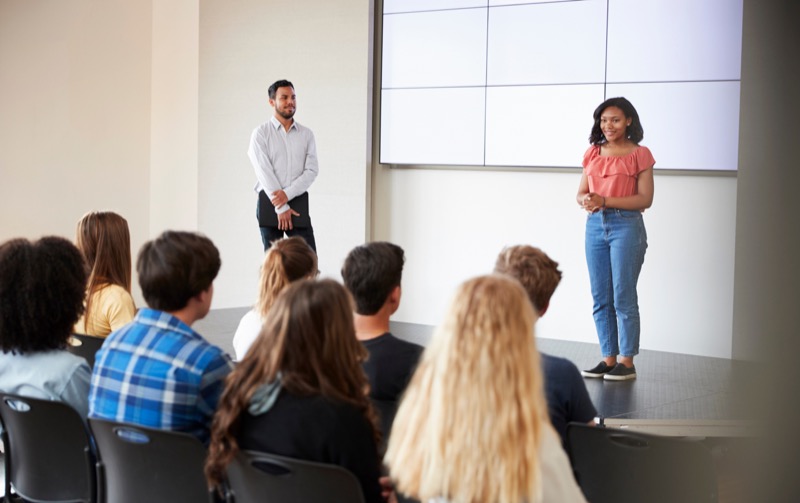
[88,308,234,444]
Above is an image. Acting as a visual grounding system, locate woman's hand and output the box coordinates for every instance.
[582,192,605,213]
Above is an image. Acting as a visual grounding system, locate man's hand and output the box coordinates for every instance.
[277,209,300,230]
[270,190,289,207]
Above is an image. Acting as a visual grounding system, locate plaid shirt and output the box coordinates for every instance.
[88,308,234,444]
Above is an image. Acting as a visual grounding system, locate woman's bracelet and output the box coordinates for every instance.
[602,196,606,208]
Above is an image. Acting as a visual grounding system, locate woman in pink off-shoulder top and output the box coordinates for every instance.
[575,97,655,382]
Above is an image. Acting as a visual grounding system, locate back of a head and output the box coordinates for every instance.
[0,237,88,354]
[206,279,374,487]
[252,279,367,398]
[386,274,546,503]
[494,244,562,314]
[137,231,220,312]
[341,241,404,315]
[257,237,317,318]
[75,211,132,291]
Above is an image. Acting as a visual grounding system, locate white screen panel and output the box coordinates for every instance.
[485,85,605,167]
[380,88,486,165]
[384,0,487,14]
[490,0,575,5]
[487,0,606,85]
[606,82,741,171]
[607,0,743,83]
[382,8,488,88]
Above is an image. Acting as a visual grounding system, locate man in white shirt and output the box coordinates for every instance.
[248,79,319,252]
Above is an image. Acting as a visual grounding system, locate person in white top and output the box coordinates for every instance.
[232,237,317,360]
[384,275,587,503]
[248,79,319,252]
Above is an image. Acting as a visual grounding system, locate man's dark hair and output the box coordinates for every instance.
[137,231,221,312]
[342,242,405,315]
[268,79,294,100]
[0,237,87,354]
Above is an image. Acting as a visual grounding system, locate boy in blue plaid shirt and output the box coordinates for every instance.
[88,231,234,444]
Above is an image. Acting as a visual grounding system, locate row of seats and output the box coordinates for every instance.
[0,393,366,503]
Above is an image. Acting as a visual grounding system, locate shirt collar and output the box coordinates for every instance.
[134,307,201,341]
[270,115,297,131]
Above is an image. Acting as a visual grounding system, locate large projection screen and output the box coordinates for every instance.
[380,0,743,171]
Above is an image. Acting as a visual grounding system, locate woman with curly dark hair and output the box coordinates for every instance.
[205,279,384,503]
[576,97,655,381]
[0,236,91,420]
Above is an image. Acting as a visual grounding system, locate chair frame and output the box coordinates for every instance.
[89,419,213,503]
[566,422,718,503]
[66,333,106,369]
[225,450,366,503]
[0,393,96,503]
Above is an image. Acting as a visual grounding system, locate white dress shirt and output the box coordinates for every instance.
[248,116,319,215]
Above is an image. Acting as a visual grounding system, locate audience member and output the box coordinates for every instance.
[341,242,423,401]
[73,211,136,337]
[232,236,317,359]
[206,279,384,503]
[385,275,586,503]
[495,244,597,445]
[0,237,91,421]
[89,231,233,443]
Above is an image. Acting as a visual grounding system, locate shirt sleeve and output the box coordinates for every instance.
[198,352,235,420]
[565,362,598,423]
[60,361,92,423]
[105,287,136,332]
[328,407,384,503]
[635,146,656,173]
[248,126,291,213]
[582,145,598,169]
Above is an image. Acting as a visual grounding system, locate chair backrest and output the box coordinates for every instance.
[0,393,96,502]
[566,423,718,503]
[67,334,106,368]
[88,419,212,503]
[226,450,366,503]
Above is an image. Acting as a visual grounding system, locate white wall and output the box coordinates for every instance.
[197,0,373,308]
[0,0,152,305]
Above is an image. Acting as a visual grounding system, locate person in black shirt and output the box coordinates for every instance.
[342,242,423,402]
[495,245,597,445]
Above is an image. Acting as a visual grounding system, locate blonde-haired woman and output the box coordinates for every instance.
[232,236,317,359]
[385,274,586,503]
[206,279,384,503]
[73,211,135,337]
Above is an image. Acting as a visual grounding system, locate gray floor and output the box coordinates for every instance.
[196,307,752,436]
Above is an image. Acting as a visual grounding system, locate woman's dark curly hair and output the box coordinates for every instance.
[0,236,88,354]
[589,96,644,145]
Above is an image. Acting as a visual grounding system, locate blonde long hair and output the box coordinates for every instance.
[385,274,548,503]
[256,237,317,318]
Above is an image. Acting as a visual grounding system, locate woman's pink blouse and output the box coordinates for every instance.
[582,145,655,198]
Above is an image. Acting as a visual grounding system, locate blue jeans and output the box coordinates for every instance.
[585,209,647,357]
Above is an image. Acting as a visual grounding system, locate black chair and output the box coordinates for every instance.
[89,419,213,503]
[225,450,366,503]
[67,333,105,368]
[0,393,96,503]
[566,423,718,503]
